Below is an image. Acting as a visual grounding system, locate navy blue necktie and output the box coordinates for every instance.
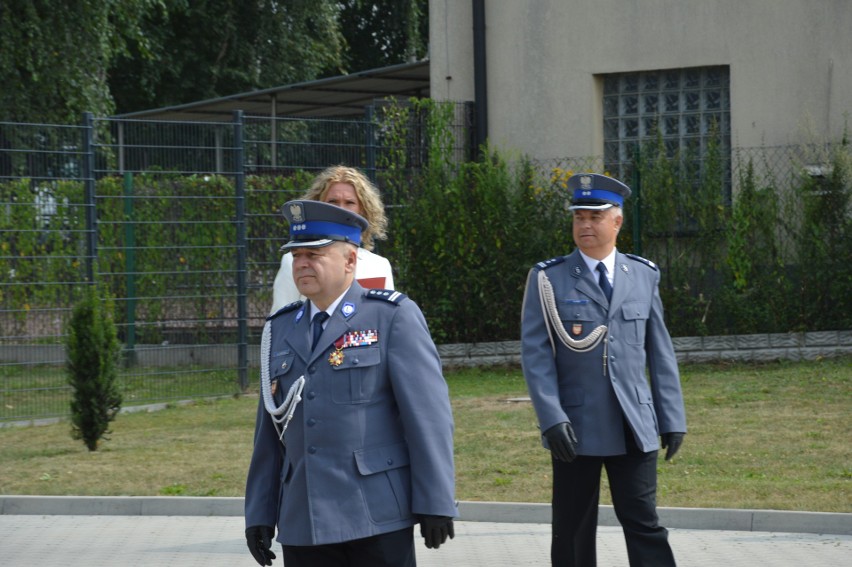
[311,312,329,351]
[596,262,613,302]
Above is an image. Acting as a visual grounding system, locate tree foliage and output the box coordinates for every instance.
[1,1,430,120]
[338,0,428,70]
[109,0,346,113]
[0,0,159,122]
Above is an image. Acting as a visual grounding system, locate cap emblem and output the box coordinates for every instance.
[289,203,304,223]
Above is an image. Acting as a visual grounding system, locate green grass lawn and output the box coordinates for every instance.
[1,357,849,512]
[1,364,241,421]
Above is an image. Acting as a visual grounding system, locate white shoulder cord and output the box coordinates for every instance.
[260,319,305,444]
[537,269,608,355]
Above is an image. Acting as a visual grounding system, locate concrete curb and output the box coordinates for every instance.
[1,496,849,536]
[457,501,852,535]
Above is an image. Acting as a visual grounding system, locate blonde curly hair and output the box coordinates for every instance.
[301,165,388,251]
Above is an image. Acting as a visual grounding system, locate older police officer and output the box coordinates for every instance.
[245,201,456,567]
[521,174,686,567]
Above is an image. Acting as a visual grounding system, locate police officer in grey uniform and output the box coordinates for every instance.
[245,200,456,567]
[521,173,686,567]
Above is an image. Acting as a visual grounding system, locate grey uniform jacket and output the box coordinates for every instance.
[520,249,686,456]
[245,282,457,546]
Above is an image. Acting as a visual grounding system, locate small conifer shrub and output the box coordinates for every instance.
[66,287,122,451]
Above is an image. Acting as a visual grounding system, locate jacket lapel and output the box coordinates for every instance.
[284,302,311,364]
[609,251,633,313]
[568,250,608,309]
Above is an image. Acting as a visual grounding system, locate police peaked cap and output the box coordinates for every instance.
[567,173,632,210]
[281,200,368,249]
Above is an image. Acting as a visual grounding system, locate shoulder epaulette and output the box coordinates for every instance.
[533,256,567,271]
[625,253,658,271]
[267,300,304,321]
[365,289,407,305]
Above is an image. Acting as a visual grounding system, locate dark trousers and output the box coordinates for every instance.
[550,435,676,567]
[281,527,415,567]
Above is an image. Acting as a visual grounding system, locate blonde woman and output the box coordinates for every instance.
[270,165,394,313]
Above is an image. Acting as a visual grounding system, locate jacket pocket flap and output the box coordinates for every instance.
[331,346,381,370]
[635,384,653,404]
[621,301,650,321]
[271,353,296,379]
[354,442,410,475]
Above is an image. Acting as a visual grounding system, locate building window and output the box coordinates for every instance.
[603,66,730,194]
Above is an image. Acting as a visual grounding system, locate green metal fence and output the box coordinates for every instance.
[1,106,843,422]
[0,104,474,422]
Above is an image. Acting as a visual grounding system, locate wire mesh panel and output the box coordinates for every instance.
[92,116,247,406]
[2,104,476,422]
[244,115,372,176]
[0,120,92,420]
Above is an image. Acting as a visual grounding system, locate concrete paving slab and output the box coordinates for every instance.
[2,514,852,567]
[2,496,852,566]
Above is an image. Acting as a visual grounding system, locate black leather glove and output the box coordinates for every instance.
[245,525,276,566]
[661,432,685,461]
[543,422,578,462]
[419,515,455,549]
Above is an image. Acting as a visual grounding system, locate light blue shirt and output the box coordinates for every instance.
[579,249,616,286]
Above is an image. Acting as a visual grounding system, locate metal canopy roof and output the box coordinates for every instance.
[115,60,430,122]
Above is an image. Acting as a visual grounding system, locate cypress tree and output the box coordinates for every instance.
[66,287,122,451]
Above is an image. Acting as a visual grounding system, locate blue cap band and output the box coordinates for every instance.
[572,188,625,207]
[290,220,362,245]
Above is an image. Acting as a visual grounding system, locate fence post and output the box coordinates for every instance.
[234,111,249,391]
[364,105,377,184]
[123,172,137,366]
[81,112,97,284]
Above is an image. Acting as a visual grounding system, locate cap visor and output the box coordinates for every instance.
[568,203,615,211]
[280,238,335,251]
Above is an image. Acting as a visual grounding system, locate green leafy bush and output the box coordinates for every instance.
[375,100,573,342]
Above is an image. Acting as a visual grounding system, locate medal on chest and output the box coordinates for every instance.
[328,347,345,366]
[327,329,380,366]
